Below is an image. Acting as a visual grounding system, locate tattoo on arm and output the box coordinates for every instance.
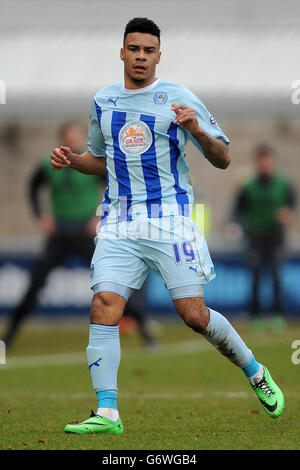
[193,129,231,169]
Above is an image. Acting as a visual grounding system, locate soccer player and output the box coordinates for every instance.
[51,18,284,434]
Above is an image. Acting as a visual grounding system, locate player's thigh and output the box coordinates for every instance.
[90,234,149,300]
[143,216,215,299]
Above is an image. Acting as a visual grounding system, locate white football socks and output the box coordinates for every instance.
[96,407,119,421]
[249,365,264,385]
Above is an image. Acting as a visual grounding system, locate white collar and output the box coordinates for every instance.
[122,78,160,94]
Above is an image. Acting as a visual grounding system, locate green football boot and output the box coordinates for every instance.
[251,366,285,418]
[64,410,124,434]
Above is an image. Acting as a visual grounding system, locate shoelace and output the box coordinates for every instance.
[253,379,274,397]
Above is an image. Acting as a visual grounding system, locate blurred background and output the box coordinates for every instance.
[1,0,300,345]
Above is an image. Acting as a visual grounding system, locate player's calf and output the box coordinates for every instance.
[174,296,209,333]
[174,297,285,417]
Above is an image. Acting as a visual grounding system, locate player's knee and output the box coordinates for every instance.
[181,305,210,333]
[90,292,124,325]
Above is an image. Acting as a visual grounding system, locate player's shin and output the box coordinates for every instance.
[203,308,261,377]
[201,308,284,417]
[86,324,121,421]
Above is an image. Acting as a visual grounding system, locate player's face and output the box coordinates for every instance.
[121,33,161,86]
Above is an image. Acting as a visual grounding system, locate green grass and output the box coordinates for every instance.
[0,320,300,450]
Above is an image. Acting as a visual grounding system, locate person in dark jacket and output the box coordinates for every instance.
[233,144,296,329]
[3,122,156,348]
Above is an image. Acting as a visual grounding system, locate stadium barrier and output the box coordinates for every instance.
[0,252,300,316]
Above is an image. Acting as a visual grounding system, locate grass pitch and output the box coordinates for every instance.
[0,319,299,450]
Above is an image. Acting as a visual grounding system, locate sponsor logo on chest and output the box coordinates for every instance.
[118,120,153,156]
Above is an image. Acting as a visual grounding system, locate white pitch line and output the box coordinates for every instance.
[0,390,298,400]
[0,391,251,400]
[0,335,288,371]
[120,391,251,399]
[0,340,211,370]
[2,351,86,370]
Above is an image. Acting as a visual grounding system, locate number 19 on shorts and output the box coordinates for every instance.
[172,242,196,265]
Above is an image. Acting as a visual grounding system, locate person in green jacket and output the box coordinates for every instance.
[2,122,103,346]
[233,144,296,328]
[3,122,155,347]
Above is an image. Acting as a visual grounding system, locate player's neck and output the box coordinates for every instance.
[123,74,158,91]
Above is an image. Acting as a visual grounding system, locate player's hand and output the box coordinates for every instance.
[38,214,56,235]
[50,146,74,170]
[171,103,200,135]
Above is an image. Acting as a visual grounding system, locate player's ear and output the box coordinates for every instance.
[156,51,161,65]
[120,48,124,62]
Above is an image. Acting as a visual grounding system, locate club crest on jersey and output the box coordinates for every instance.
[118,120,152,156]
[153,92,168,104]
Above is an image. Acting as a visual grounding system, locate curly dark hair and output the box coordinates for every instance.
[124,17,161,44]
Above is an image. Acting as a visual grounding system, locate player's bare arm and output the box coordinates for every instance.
[172,103,231,169]
[51,147,106,175]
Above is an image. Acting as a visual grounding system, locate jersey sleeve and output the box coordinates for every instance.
[182,87,230,155]
[86,99,105,157]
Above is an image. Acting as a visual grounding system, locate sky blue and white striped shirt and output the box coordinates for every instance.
[87,79,230,223]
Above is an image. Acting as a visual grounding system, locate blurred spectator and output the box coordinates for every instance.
[232,144,296,330]
[3,122,156,348]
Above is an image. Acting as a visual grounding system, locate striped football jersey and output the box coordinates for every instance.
[87,78,229,223]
